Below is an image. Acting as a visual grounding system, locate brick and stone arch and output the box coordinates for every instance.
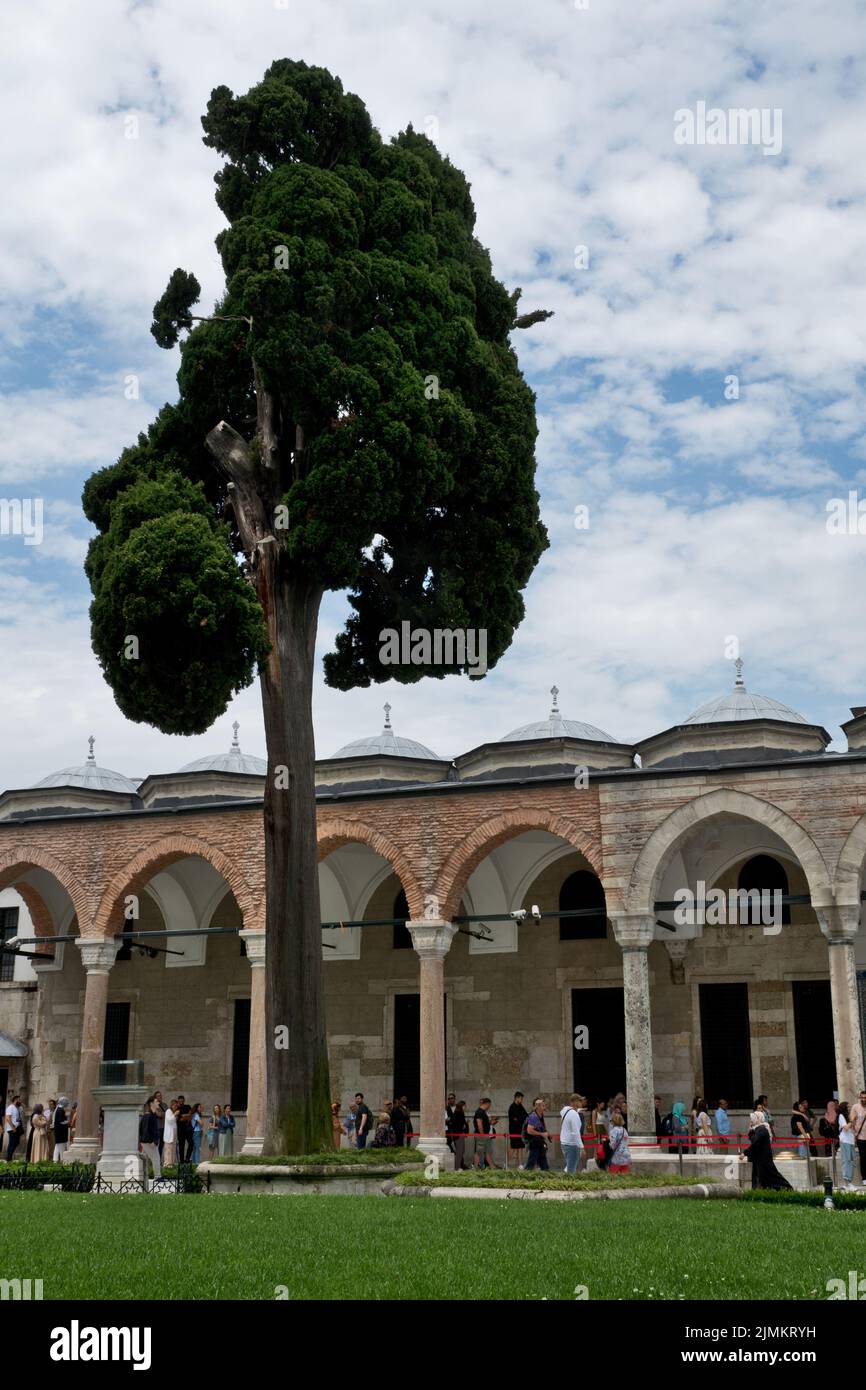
[0,849,92,937]
[435,808,607,921]
[92,833,261,939]
[831,810,866,908]
[317,816,425,920]
[624,787,832,915]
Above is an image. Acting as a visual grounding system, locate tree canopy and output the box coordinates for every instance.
[83,58,548,727]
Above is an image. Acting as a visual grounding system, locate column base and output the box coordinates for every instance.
[240,1135,265,1156]
[415,1136,454,1171]
[64,1138,100,1165]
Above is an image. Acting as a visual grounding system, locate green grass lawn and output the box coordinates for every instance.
[0,1192,862,1300]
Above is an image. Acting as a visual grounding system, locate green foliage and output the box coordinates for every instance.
[394,1168,711,1191]
[84,57,548,731]
[0,1161,95,1191]
[211,1147,424,1166]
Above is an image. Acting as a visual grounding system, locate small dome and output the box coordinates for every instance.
[330,704,441,760]
[35,736,138,794]
[683,661,807,726]
[501,687,615,743]
[179,722,267,776]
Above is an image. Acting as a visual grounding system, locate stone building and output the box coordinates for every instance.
[1,663,865,1162]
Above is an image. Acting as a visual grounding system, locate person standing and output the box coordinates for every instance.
[354,1093,372,1149]
[190,1104,203,1165]
[4,1095,22,1162]
[450,1100,470,1170]
[790,1099,813,1159]
[850,1089,866,1184]
[153,1090,167,1158]
[27,1103,52,1163]
[590,1097,608,1144]
[163,1101,178,1168]
[695,1098,712,1153]
[744,1111,791,1190]
[330,1101,346,1152]
[607,1108,631,1174]
[206,1105,222,1160]
[508,1091,528,1169]
[525,1097,551,1173]
[838,1102,857,1189]
[714,1098,731,1150]
[391,1097,410,1147]
[52,1097,70,1162]
[139,1097,162,1180]
[219,1103,235,1157]
[344,1102,357,1149]
[560,1095,584,1175]
[756,1094,775,1138]
[370,1111,396,1148]
[176,1095,192,1165]
[472,1097,495,1169]
[445,1093,456,1152]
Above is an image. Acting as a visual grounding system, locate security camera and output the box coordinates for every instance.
[530,904,542,922]
[509,909,527,922]
[6,935,20,948]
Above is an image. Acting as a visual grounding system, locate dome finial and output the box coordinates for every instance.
[231,720,240,751]
[383,702,392,731]
[87,735,95,764]
[549,685,560,717]
[734,657,745,690]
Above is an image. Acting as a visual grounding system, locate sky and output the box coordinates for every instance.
[2,0,866,787]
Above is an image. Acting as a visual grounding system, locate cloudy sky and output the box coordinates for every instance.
[2,0,865,786]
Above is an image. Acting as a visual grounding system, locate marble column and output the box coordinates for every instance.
[611,915,656,1138]
[406,918,457,1167]
[68,938,119,1164]
[239,929,267,1155]
[815,904,864,1105]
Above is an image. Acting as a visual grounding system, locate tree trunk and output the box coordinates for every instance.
[259,545,331,1155]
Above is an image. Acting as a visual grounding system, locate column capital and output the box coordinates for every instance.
[76,938,118,973]
[406,919,457,959]
[814,903,860,944]
[610,914,655,951]
[239,929,267,967]
[663,938,689,984]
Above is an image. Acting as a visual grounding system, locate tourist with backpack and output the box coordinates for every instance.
[559,1095,585,1175]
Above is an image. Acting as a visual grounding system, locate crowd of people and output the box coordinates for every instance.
[2,1095,73,1163]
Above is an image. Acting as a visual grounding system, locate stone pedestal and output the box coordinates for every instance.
[66,939,118,1165]
[92,1085,151,1187]
[406,919,457,1167]
[239,929,266,1155]
[816,904,865,1103]
[611,915,656,1137]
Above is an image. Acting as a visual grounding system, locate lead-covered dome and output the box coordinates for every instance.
[179,723,267,776]
[501,687,615,743]
[684,681,807,726]
[330,704,441,760]
[35,737,138,794]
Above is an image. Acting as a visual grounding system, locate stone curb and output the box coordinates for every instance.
[382,1181,737,1202]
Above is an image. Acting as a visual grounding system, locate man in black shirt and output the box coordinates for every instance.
[176,1095,192,1164]
[508,1091,528,1169]
[473,1097,499,1169]
[354,1092,373,1148]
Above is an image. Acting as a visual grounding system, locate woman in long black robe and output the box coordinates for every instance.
[744,1124,792,1190]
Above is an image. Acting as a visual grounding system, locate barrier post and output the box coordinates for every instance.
[677,1138,684,1177]
[830,1141,837,1188]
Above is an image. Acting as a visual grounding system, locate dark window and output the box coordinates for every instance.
[393,994,447,1110]
[737,854,790,925]
[0,1067,7,1117]
[231,998,251,1111]
[103,1002,130,1061]
[699,983,753,1108]
[0,906,19,983]
[571,987,625,1100]
[560,871,607,940]
[392,889,413,949]
[792,980,836,1107]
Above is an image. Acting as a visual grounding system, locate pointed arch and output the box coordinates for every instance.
[317,817,425,920]
[0,849,92,936]
[625,788,831,915]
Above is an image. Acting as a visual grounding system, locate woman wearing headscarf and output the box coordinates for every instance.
[26,1103,52,1163]
[818,1100,839,1165]
[668,1101,689,1155]
[744,1110,792,1190]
